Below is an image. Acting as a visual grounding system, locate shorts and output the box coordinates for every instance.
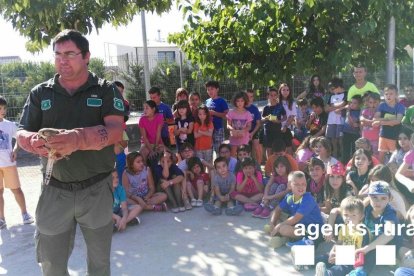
[378,137,397,152]
[325,124,343,138]
[191,173,209,190]
[281,128,293,147]
[263,131,282,148]
[196,149,213,164]
[0,166,21,189]
[250,130,260,140]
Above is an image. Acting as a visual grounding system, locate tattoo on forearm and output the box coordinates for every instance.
[98,127,108,143]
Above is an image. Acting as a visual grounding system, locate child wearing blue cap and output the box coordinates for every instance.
[351,181,402,275]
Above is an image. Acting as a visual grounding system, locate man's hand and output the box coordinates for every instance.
[16,130,49,157]
[45,129,80,157]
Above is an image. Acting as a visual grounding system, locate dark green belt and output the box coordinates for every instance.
[48,172,111,191]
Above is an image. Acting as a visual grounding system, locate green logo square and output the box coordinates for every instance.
[114,98,125,111]
[41,100,51,111]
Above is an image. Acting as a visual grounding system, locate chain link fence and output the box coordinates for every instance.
[1,57,414,182]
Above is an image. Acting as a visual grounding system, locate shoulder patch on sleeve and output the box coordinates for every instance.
[114,97,125,111]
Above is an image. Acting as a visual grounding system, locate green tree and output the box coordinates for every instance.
[169,0,414,84]
[0,61,55,120]
[120,63,146,111]
[89,58,107,79]
[0,0,172,52]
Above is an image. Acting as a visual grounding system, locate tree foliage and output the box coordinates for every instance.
[169,0,414,84]
[0,0,172,52]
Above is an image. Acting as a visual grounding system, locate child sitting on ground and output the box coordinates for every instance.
[315,196,370,276]
[112,170,143,232]
[353,181,402,275]
[397,205,414,270]
[264,139,298,178]
[152,150,186,213]
[252,156,291,219]
[218,143,238,174]
[185,157,210,207]
[306,157,326,205]
[295,136,315,172]
[320,162,351,216]
[231,157,264,211]
[234,144,261,174]
[267,171,324,248]
[204,157,243,216]
[122,152,168,212]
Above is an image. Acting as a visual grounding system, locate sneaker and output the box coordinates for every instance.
[286,237,314,247]
[22,213,34,224]
[258,207,271,219]
[269,235,287,249]
[196,199,203,207]
[244,202,259,212]
[0,219,6,229]
[263,224,272,234]
[315,262,328,276]
[225,205,243,216]
[184,199,193,210]
[204,202,216,213]
[252,205,264,217]
[191,198,197,207]
[127,217,141,226]
[211,206,222,216]
[179,206,186,212]
[171,207,180,213]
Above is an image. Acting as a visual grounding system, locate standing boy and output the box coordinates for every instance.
[148,86,174,147]
[342,95,362,163]
[0,96,34,229]
[245,89,263,165]
[205,81,229,154]
[325,77,347,158]
[373,84,405,163]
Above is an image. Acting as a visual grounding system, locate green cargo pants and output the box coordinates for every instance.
[35,175,113,276]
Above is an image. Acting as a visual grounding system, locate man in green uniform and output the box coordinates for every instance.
[17,30,125,276]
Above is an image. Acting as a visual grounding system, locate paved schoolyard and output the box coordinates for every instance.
[0,155,396,275]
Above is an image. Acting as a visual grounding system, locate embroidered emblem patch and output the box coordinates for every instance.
[87,98,102,107]
[113,98,125,111]
[41,100,51,111]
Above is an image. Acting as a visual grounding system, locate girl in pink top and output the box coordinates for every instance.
[360,92,381,156]
[231,157,264,209]
[226,92,252,156]
[138,100,164,160]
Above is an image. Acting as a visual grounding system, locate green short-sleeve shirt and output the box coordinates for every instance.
[20,72,126,182]
[347,81,379,101]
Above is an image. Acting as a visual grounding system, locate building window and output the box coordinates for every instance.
[157,51,175,63]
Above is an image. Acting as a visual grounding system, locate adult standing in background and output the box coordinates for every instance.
[347,63,380,101]
[17,30,125,276]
